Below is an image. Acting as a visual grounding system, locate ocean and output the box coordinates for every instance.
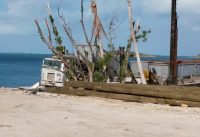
[0,53,50,88]
[0,53,198,88]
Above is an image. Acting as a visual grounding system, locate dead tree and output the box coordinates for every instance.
[34,4,77,80]
[57,8,94,82]
[57,0,109,82]
[35,1,148,84]
[91,0,108,59]
[119,37,132,83]
[80,0,94,56]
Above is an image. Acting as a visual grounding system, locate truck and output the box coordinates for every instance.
[40,58,65,87]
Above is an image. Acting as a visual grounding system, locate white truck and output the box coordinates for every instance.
[40,58,65,87]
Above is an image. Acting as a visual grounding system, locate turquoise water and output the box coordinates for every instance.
[0,53,50,88]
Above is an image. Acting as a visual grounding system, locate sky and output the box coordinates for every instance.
[0,0,199,56]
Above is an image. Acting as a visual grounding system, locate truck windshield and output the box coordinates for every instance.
[43,59,62,71]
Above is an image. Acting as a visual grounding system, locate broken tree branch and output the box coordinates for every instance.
[80,0,94,57]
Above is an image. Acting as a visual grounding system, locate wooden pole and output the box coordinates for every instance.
[169,0,178,85]
[127,0,147,84]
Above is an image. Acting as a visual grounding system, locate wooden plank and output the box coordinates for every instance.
[48,87,200,107]
[64,81,200,102]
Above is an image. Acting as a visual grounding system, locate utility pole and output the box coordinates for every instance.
[169,0,178,85]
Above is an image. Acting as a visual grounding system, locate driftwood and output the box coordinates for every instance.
[47,81,200,107]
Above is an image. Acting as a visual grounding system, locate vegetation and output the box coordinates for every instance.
[34,0,150,84]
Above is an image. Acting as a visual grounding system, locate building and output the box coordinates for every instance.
[130,60,200,85]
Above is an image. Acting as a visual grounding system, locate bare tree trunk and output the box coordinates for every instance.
[127,0,147,84]
[89,70,93,82]
[168,0,178,85]
[120,37,132,83]
[98,37,104,58]
[34,19,77,81]
[58,8,95,82]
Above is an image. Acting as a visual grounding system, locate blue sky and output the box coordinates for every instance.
[0,0,199,56]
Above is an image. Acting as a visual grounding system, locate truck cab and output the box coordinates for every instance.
[40,58,65,87]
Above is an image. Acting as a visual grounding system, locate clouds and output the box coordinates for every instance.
[0,24,22,35]
[139,0,200,14]
[0,0,60,35]
[139,0,200,32]
[139,0,171,14]
[0,0,199,35]
[0,0,199,55]
[0,0,91,35]
[0,0,41,35]
[178,0,200,14]
[178,0,200,32]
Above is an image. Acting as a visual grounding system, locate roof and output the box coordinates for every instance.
[44,58,62,62]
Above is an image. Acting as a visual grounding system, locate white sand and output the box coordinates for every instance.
[0,88,200,137]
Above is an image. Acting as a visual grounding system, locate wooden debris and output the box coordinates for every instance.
[47,81,200,107]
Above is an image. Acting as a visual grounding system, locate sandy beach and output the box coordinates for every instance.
[0,88,200,137]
